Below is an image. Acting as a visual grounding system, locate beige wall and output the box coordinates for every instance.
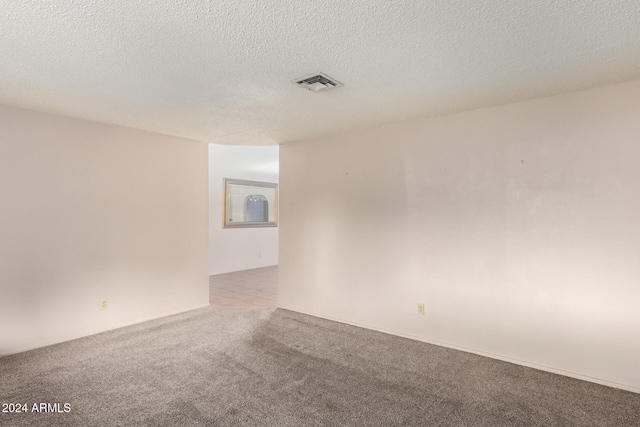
[0,105,209,356]
[279,78,640,392]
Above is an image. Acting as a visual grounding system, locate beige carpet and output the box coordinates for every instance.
[1,307,639,426]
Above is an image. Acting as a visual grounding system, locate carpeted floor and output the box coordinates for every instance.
[1,307,639,426]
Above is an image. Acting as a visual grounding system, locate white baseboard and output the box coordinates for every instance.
[0,303,211,358]
[277,304,640,395]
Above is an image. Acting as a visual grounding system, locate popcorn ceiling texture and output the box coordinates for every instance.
[1,1,639,145]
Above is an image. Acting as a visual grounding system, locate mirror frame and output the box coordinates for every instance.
[223,178,278,228]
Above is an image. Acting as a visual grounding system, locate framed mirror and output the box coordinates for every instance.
[223,178,278,228]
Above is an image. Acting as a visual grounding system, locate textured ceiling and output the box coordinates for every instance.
[1,1,639,145]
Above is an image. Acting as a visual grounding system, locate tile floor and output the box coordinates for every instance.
[209,266,278,307]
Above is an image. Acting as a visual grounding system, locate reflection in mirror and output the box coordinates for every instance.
[224,178,278,228]
[245,195,268,222]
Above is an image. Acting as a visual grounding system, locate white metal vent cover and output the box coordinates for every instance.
[293,73,343,92]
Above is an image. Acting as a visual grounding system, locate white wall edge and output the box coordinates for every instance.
[277,304,640,395]
[0,303,211,358]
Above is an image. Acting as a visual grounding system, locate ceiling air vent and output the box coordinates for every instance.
[293,73,343,92]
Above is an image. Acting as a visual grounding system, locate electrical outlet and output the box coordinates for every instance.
[258,252,262,258]
[100,299,108,310]
[417,303,425,315]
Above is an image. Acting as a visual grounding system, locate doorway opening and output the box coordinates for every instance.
[208,143,279,307]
